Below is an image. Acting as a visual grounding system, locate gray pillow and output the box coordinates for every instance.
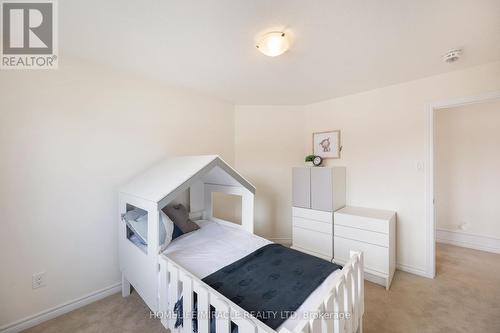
[163,204,200,234]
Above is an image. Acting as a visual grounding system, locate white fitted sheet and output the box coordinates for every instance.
[163,220,342,332]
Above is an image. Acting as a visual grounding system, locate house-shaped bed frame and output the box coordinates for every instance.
[119,155,364,333]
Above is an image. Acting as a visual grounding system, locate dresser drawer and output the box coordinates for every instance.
[293,216,332,234]
[334,225,388,247]
[334,236,388,274]
[293,207,332,223]
[334,212,389,234]
[293,226,332,257]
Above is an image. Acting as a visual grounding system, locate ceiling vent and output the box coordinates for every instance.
[443,49,462,63]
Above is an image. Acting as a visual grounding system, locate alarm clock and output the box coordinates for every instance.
[312,155,323,166]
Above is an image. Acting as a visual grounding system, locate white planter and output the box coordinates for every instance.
[304,161,314,167]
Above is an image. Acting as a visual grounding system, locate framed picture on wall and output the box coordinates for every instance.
[313,130,341,159]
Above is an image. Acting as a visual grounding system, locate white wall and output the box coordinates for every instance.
[435,100,500,238]
[2,54,500,329]
[235,61,500,275]
[0,57,235,327]
[234,106,305,241]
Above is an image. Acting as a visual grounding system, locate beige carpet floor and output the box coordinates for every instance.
[363,243,500,333]
[24,244,500,333]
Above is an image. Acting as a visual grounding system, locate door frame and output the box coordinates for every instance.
[426,91,500,278]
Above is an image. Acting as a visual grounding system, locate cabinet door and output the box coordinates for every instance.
[292,167,310,208]
[311,168,333,211]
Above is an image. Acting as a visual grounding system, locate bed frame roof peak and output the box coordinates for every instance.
[119,155,255,203]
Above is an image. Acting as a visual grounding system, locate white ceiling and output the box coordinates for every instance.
[61,0,500,105]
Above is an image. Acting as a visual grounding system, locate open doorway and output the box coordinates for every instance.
[428,92,500,277]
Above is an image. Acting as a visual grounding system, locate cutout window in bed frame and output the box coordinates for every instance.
[212,192,242,225]
[124,203,148,254]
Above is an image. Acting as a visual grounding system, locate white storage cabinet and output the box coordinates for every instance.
[334,206,396,289]
[291,167,346,261]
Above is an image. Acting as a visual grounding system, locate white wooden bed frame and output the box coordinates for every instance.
[119,156,364,333]
[158,249,364,333]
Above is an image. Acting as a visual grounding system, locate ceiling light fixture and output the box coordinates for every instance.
[256,31,290,57]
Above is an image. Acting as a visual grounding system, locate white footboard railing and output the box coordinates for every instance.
[158,251,364,333]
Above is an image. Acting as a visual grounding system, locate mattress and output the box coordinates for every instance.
[163,220,342,333]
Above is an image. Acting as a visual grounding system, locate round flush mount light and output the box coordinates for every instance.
[256,32,290,57]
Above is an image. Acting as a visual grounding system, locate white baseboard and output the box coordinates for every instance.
[396,263,431,278]
[436,228,500,254]
[0,283,121,333]
[364,271,387,286]
[268,237,292,246]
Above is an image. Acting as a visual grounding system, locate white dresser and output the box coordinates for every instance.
[291,167,346,261]
[334,206,396,289]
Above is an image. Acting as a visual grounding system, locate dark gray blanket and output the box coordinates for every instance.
[202,244,342,329]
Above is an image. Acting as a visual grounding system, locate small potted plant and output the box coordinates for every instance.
[304,155,315,167]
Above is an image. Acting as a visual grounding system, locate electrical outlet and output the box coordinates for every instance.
[32,272,46,289]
